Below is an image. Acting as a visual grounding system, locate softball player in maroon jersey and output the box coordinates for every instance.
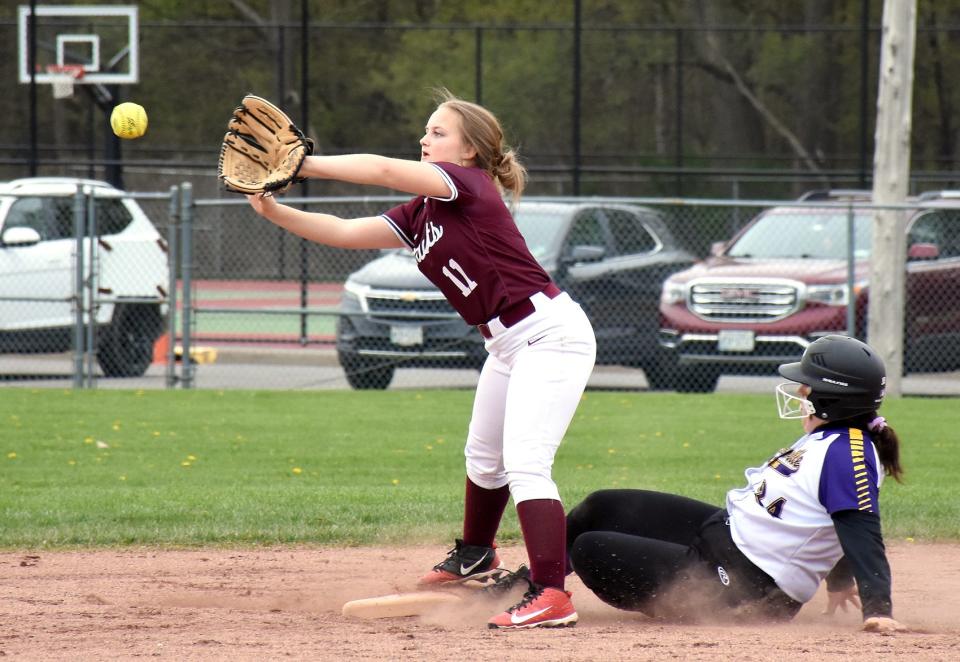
[247,90,594,629]
[564,336,907,633]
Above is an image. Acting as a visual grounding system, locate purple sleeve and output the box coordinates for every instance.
[818,431,881,515]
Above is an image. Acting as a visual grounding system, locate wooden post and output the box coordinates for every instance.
[869,0,916,397]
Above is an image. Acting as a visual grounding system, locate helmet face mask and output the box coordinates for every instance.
[776,382,816,419]
[776,335,886,422]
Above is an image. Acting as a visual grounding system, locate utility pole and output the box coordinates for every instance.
[869,0,916,396]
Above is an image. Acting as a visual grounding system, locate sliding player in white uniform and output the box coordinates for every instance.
[564,335,907,632]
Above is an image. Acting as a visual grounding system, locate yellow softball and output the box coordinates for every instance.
[110,102,148,139]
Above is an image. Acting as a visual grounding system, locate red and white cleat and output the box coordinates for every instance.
[487,584,578,629]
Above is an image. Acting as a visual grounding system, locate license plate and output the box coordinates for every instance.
[390,325,423,346]
[718,330,755,352]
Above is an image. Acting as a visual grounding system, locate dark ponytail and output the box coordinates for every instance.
[847,412,904,483]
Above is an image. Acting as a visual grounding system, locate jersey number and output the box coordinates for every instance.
[442,259,478,297]
[754,479,787,519]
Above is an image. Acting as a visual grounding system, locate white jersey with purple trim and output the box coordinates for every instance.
[726,426,883,602]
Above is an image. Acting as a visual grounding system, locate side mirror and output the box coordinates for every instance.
[710,241,727,257]
[1,226,42,247]
[563,244,606,264]
[908,242,939,260]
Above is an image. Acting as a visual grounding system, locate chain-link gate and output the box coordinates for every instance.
[0,178,173,387]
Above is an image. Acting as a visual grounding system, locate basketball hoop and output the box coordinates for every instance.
[45,64,85,100]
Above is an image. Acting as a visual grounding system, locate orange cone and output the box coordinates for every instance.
[152,333,170,364]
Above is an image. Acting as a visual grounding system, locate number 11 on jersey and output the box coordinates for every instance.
[442,258,478,297]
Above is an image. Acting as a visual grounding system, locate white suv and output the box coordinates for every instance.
[0,177,169,377]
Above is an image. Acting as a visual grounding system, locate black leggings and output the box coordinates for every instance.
[566,489,802,622]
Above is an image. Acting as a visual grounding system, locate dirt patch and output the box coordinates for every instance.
[1,542,958,661]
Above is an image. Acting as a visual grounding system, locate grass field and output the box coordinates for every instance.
[1,389,956,549]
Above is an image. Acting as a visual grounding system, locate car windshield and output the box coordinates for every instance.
[727,208,874,259]
[390,205,567,263]
[513,207,567,261]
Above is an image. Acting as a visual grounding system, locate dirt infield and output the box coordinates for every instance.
[2,542,958,661]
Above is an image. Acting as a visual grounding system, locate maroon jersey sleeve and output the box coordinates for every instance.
[380,197,423,250]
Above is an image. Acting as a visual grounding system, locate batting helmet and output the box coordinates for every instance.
[777,335,886,421]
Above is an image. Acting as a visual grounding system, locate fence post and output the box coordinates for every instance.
[72,184,85,388]
[179,182,194,388]
[166,185,180,388]
[474,26,483,105]
[846,202,857,337]
[571,0,582,195]
[85,190,98,388]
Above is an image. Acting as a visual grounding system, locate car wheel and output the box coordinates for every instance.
[339,355,395,390]
[97,304,163,378]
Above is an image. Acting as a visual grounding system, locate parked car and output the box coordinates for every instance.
[0,177,169,377]
[336,201,695,389]
[657,190,960,392]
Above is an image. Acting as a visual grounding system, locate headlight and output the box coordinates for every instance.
[806,281,867,306]
[341,279,368,309]
[660,280,686,305]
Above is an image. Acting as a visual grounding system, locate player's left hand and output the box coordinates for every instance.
[823,584,861,615]
[862,616,909,633]
[246,192,278,217]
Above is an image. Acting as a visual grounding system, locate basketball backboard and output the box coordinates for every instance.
[18,4,139,86]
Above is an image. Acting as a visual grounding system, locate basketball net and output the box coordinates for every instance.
[46,65,85,99]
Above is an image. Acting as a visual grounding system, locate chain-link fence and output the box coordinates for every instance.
[0,178,172,387]
[646,192,960,394]
[3,182,959,396]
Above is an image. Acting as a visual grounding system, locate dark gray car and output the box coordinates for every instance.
[336,201,694,389]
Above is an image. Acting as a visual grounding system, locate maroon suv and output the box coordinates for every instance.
[655,191,960,392]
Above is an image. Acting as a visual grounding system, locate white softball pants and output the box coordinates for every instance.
[464,292,596,504]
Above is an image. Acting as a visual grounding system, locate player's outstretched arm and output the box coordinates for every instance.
[246,193,404,250]
[831,510,907,632]
[298,155,453,199]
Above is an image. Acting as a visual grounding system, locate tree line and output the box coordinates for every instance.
[2,0,959,198]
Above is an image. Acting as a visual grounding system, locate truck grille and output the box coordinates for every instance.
[365,292,458,321]
[689,281,799,322]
